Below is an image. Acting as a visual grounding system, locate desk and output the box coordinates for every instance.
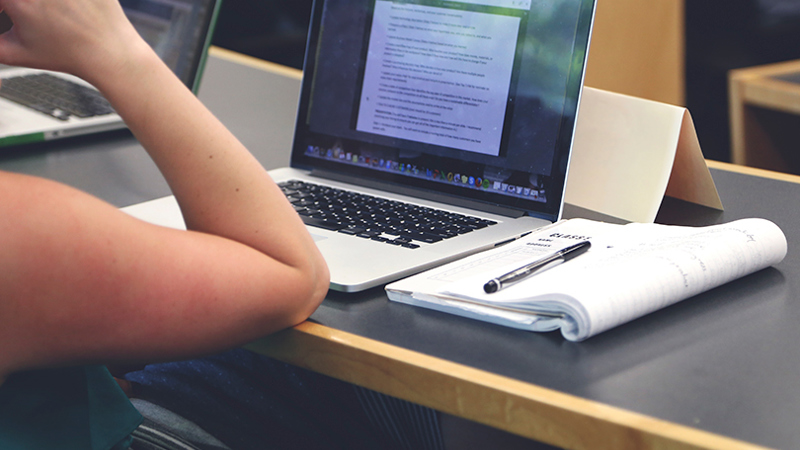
[4,48,800,450]
[729,59,800,173]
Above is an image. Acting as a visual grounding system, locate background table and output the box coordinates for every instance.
[3,48,800,450]
[729,59,800,174]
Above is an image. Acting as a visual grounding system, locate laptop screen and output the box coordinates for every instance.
[292,0,595,221]
[121,0,220,90]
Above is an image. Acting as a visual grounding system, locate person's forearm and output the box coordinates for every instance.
[0,0,329,379]
[91,45,322,273]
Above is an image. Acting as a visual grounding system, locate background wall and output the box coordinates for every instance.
[212,1,312,70]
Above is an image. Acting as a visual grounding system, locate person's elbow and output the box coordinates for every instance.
[280,255,330,328]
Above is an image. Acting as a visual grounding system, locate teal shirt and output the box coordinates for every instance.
[0,365,143,450]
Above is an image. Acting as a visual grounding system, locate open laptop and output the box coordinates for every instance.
[0,0,221,147]
[268,0,596,292]
[123,0,596,292]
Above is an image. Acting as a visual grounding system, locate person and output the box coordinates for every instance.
[0,0,330,448]
[0,2,521,449]
[0,1,458,449]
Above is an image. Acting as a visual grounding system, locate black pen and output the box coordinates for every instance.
[483,240,591,293]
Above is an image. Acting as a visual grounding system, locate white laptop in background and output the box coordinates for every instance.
[125,0,597,293]
[0,0,221,147]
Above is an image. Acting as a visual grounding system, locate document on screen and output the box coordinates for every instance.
[356,0,521,156]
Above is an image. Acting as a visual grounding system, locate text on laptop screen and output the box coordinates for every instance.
[293,0,595,220]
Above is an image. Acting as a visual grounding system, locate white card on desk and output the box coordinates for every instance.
[567,87,723,223]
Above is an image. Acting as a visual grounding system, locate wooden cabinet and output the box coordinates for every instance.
[584,0,685,107]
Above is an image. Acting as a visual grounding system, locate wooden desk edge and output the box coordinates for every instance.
[208,49,776,449]
[209,46,302,80]
[729,59,800,80]
[706,159,800,185]
[247,322,770,450]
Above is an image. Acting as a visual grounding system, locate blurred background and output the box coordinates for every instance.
[211,0,800,165]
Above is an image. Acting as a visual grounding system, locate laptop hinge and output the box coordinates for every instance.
[309,169,527,218]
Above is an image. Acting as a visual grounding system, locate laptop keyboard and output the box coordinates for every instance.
[279,180,497,249]
[0,73,115,121]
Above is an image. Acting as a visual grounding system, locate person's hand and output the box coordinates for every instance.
[0,0,149,84]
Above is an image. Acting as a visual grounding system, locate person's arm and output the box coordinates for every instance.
[0,0,329,378]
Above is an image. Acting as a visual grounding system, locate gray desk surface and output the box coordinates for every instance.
[3,48,799,450]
